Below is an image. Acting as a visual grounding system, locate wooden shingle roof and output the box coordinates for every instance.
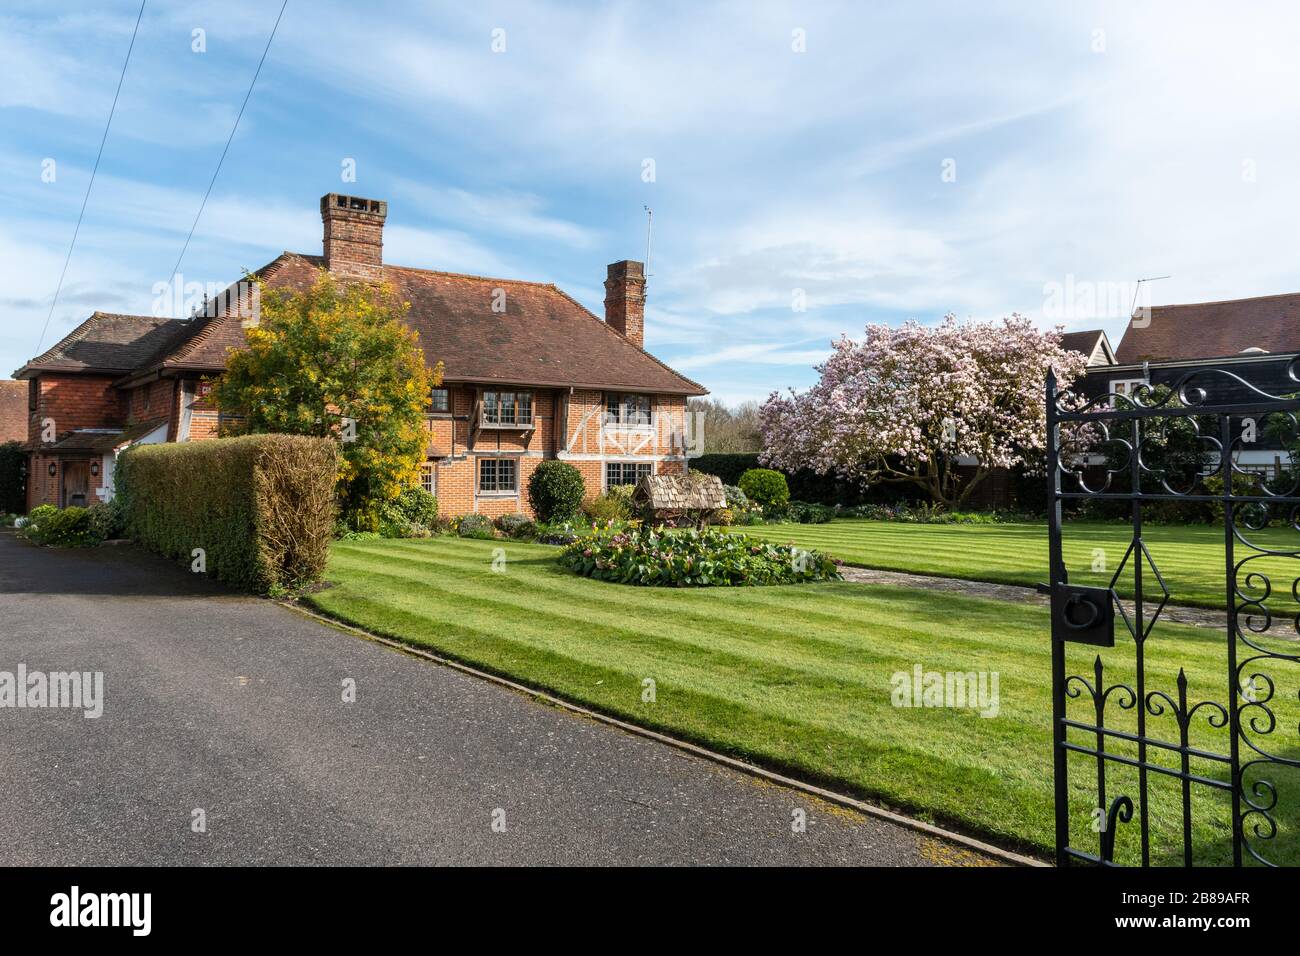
[632,473,726,510]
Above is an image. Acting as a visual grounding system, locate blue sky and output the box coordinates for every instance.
[4,1,1300,403]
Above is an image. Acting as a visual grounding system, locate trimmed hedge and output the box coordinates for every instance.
[118,434,337,593]
[0,441,25,515]
[692,453,927,508]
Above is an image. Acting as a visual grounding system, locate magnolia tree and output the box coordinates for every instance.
[759,315,1088,508]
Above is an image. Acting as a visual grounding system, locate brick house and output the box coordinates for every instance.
[13,193,707,515]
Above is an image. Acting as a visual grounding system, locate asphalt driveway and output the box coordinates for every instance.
[0,531,1000,866]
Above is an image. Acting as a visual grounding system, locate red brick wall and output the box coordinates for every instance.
[30,373,125,443]
[423,386,688,519]
[126,379,176,428]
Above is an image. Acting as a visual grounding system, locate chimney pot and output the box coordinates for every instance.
[320,193,388,280]
[604,259,646,348]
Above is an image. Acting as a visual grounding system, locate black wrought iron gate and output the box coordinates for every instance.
[1045,361,1300,866]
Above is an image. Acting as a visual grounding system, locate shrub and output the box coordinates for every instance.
[456,513,496,539]
[495,513,536,538]
[393,487,438,527]
[787,501,836,524]
[0,441,25,515]
[738,468,790,515]
[722,484,750,511]
[583,485,634,524]
[527,460,585,521]
[691,453,761,486]
[535,519,581,545]
[377,488,438,538]
[87,498,127,540]
[118,435,337,593]
[559,525,841,587]
[20,504,102,547]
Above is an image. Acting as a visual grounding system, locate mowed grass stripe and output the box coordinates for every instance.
[741,520,1300,609]
[335,541,1053,662]
[327,551,1030,738]
[308,537,1298,863]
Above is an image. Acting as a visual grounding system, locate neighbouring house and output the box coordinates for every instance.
[1064,292,1300,477]
[0,380,26,443]
[13,193,707,515]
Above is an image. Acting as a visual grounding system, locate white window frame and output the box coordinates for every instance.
[419,461,436,496]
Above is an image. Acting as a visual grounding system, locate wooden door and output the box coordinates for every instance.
[61,460,90,508]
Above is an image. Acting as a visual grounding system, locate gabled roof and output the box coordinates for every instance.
[0,380,26,443]
[13,313,190,378]
[1059,329,1116,366]
[125,252,705,394]
[1115,292,1300,363]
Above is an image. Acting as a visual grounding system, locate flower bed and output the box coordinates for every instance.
[559,525,841,587]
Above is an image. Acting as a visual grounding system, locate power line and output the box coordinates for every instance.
[35,0,147,354]
[167,0,289,292]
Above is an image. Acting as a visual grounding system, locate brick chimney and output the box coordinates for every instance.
[604,260,646,348]
[320,193,387,281]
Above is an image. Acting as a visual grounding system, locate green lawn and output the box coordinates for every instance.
[305,536,1300,865]
[740,519,1300,611]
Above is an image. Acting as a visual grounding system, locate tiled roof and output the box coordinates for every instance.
[14,313,190,377]
[1115,293,1300,363]
[0,380,26,443]
[45,418,169,454]
[129,253,706,394]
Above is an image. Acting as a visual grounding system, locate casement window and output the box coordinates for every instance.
[605,462,653,488]
[478,458,518,494]
[419,462,436,495]
[481,391,533,427]
[604,393,652,427]
[429,388,450,413]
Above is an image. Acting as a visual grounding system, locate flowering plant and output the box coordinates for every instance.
[559,525,840,587]
[759,316,1087,508]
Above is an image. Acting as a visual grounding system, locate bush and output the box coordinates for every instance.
[87,498,127,540]
[0,441,25,515]
[495,513,536,538]
[118,435,337,593]
[691,453,761,486]
[583,485,634,524]
[527,460,586,522]
[560,525,840,587]
[738,468,790,516]
[787,501,835,524]
[722,484,750,510]
[456,513,496,539]
[20,504,101,547]
[393,487,438,527]
[377,488,438,538]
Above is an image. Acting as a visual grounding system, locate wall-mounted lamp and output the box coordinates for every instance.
[90,461,100,477]
[48,462,57,477]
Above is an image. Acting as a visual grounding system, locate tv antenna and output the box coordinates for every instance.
[643,205,653,278]
[1130,275,1170,317]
